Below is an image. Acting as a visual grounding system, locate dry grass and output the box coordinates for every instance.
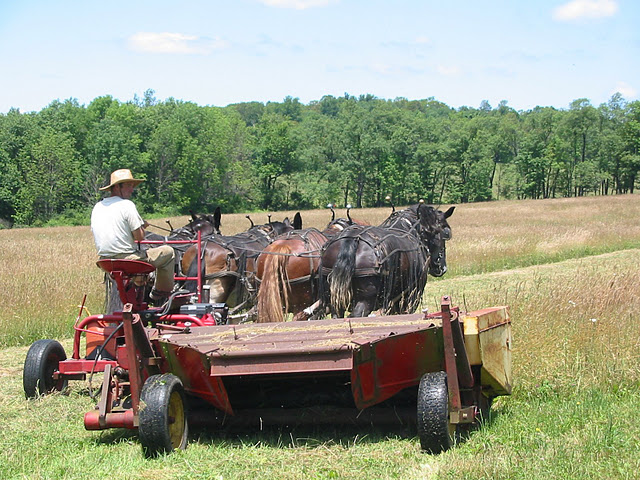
[446,195,640,275]
[0,227,104,345]
[3,195,640,346]
[424,249,640,392]
[2,195,640,478]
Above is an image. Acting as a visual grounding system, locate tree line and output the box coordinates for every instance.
[1,89,638,227]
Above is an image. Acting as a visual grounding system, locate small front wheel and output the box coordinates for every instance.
[139,373,188,457]
[417,371,454,454]
[23,339,68,398]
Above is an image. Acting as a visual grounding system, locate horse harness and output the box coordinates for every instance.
[254,228,328,287]
[320,219,431,278]
[193,224,292,306]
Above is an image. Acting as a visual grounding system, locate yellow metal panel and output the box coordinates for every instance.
[462,306,512,396]
[463,315,482,366]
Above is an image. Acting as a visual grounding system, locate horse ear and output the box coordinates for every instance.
[293,212,302,230]
[190,209,197,221]
[283,217,291,226]
[214,206,221,224]
[444,206,455,218]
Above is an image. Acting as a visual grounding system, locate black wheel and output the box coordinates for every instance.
[23,339,68,398]
[139,373,188,456]
[417,371,455,454]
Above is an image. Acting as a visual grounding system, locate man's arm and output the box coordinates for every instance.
[132,223,146,241]
[132,227,144,241]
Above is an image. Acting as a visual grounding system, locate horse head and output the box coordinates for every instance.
[249,212,302,239]
[185,207,222,236]
[416,204,455,277]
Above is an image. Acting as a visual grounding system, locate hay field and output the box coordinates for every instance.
[1,195,639,479]
[2,195,639,346]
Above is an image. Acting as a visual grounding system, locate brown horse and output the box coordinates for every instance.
[255,212,370,323]
[320,203,454,318]
[181,213,302,313]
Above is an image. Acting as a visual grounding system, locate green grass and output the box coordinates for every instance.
[2,249,640,479]
[442,387,640,479]
[2,196,640,478]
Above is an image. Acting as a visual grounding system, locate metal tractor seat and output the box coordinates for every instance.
[97,259,156,309]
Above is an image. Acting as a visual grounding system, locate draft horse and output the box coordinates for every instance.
[181,213,302,314]
[256,210,370,323]
[141,208,222,245]
[319,203,454,318]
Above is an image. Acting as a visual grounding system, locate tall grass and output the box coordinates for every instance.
[422,249,640,479]
[3,195,640,347]
[1,195,639,478]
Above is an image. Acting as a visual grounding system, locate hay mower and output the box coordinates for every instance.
[23,238,512,456]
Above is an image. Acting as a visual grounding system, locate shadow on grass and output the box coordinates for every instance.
[88,397,506,451]
[186,401,506,450]
[190,418,416,449]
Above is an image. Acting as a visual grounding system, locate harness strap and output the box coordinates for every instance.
[203,270,243,280]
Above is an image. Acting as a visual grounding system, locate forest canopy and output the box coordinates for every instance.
[1,90,639,227]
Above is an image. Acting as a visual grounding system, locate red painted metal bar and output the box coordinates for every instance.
[85,409,136,430]
[440,295,462,411]
[57,358,116,375]
[157,314,206,326]
[72,314,122,359]
[197,230,202,302]
[121,305,143,415]
[139,231,203,300]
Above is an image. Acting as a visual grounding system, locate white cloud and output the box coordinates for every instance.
[257,0,338,9]
[127,32,228,54]
[610,81,637,99]
[436,65,460,76]
[413,36,431,45]
[552,0,618,21]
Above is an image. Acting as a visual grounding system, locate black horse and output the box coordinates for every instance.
[319,203,454,318]
[144,208,222,243]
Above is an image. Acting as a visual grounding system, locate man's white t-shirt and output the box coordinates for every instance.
[91,196,145,257]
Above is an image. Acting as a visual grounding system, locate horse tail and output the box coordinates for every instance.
[257,244,291,323]
[329,236,358,315]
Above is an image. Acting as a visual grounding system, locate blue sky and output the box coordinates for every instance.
[0,0,637,113]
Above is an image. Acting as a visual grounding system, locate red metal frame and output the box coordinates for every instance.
[56,232,209,384]
[140,231,203,302]
[83,292,486,434]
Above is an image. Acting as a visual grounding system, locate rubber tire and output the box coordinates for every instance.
[23,339,68,398]
[139,373,188,457]
[417,371,453,454]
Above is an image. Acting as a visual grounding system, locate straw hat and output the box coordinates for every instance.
[99,169,145,191]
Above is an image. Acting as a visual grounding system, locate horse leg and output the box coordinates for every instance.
[207,277,235,304]
[350,300,374,318]
[349,277,379,318]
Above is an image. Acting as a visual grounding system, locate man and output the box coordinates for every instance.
[91,169,175,303]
